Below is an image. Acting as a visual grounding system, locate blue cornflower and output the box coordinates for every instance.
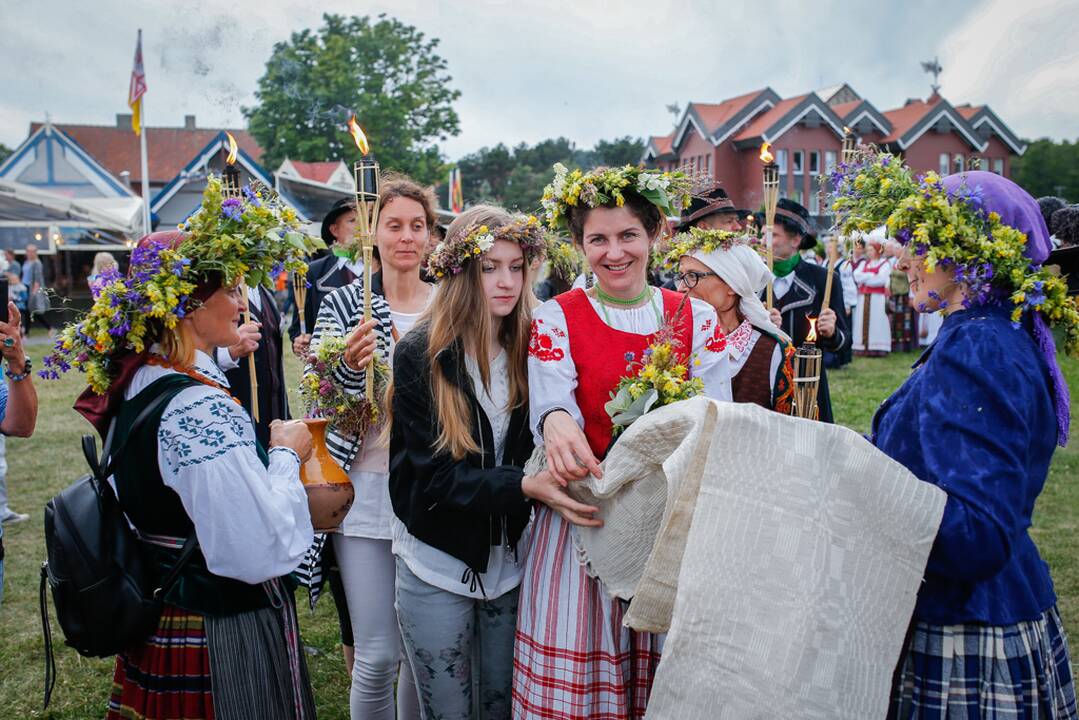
[624,352,635,362]
[242,185,261,207]
[221,197,244,221]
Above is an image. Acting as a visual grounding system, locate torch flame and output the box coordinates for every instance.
[759,142,774,164]
[225,132,238,165]
[349,116,370,155]
[806,316,819,343]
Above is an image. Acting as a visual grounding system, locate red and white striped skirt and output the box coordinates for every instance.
[512,505,661,720]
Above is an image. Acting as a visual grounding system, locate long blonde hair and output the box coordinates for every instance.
[389,205,536,460]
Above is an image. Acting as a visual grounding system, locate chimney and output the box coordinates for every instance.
[184,115,196,130]
[116,113,133,128]
[119,170,132,189]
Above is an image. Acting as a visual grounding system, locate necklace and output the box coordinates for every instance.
[146,356,241,405]
[592,286,663,327]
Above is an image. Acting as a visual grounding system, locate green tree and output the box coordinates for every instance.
[243,13,461,186]
[0,143,12,165]
[593,136,645,167]
[1011,138,1079,202]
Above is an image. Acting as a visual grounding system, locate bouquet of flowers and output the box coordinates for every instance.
[41,177,324,392]
[300,334,390,438]
[604,320,705,436]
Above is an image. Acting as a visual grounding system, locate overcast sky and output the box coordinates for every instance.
[2,0,1077,163]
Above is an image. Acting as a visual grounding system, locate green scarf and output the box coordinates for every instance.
[772,253,801,278]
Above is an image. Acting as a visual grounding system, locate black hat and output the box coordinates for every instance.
[321,197,357,245]
[1051,205,1079,246]
[1037,196,1068,230]
[678,185,744,231]
[774,198,817,250]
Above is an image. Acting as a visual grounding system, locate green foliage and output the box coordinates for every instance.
[453,136,645,213]
[1012,138,1079,202]
[243,13,461,186]
[0,143,12,165]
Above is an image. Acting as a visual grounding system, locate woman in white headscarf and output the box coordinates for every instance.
[674,233,795,412]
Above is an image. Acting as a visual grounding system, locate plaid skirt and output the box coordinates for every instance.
[512,505,661,720]
[890,606,1078,719]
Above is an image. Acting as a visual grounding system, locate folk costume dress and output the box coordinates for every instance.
[852,258,892,355]
[724,320,794,412]
[513,286,732,720]
[107,351,316,720]
[872,307,1076,719]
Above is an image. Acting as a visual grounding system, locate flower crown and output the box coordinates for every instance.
[545,234,586,280]
[426,214,546,278]
[541,162,694,232]
[657,227,755,271]
[829,150,1079,355]
[41,176,325,392]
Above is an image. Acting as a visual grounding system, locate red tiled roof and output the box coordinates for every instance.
[28,122,263,187]
[649,134,674,155]
[880,98,942,143]
[830,100,862,119]
[955,104,983,120]
[288,160,341,184]
[734,94,809,141]
[690,89,769,135]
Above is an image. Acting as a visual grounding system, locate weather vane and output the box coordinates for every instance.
[921,57,943,95]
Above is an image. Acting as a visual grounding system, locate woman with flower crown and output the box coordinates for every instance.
[833,159,1078,718]
[387,205,595,720]
[663,226,795,411]
[512,164,733,719]
[44,179,324,720]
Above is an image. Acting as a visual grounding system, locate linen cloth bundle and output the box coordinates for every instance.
[526,398,946,719]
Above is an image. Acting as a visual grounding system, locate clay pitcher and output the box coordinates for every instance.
[299,418,354,532]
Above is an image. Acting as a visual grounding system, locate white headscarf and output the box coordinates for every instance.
[689,244,791,344]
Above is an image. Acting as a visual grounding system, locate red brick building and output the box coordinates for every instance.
[642,85,1026,225]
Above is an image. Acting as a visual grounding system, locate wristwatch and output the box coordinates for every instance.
[5,355,31,382]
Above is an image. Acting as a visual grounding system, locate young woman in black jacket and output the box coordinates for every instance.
[387,205,600,720]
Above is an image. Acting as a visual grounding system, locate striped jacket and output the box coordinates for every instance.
[295,278,394,601]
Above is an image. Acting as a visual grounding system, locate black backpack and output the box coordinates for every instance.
[39,377,200,708]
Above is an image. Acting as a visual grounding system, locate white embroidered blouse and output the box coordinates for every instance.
[527,288,733,442]
[121,350,314,585]
[726,320,783,403]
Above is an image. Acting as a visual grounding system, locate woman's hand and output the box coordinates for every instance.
[542,410,602,484]
[522,470,602,528]
[768,307,783,331]
[292,333,311,359]
[817,307,837,338]
[0,303,25,369]
[343,319,379,371]
[228,321,261,360]
[270,419,313,463]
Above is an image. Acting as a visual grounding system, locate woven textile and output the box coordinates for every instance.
[561,398,947,719]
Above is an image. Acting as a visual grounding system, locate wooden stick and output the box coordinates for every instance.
[766,226,774,310]
[822,237,837,313]
[293,272,308,336]
[362,245,374,402]
[241,284,260,423]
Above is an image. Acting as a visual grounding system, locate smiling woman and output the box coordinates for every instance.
[513,164,735,719]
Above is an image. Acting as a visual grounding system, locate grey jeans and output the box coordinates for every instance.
[395,558,518,720]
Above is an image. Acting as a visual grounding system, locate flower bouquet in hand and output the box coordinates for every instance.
[301,334,390,438]
[604,320,704,436]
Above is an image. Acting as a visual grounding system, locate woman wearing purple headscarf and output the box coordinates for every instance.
[867,171,1077,718]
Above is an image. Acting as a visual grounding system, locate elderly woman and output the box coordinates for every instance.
[671,230,794,411]
[48,179,323,720]
[861,170,1078,718]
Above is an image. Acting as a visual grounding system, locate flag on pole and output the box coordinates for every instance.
[448,166,463,213]
[128,30,147,135]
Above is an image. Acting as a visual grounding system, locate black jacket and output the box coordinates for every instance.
[389,325,534,576]
[767,259,851,423]
[224,285,290,448]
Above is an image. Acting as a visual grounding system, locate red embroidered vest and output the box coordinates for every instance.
[555,288,694,459]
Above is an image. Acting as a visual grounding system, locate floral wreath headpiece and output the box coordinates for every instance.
[41,175,325,393]
[829,148,1079,355]
[657,227,756,271]
[541,162,694,232]
[545,234,586,281]
[425,214,546,278]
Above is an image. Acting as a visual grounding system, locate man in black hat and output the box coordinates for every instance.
[288,197,364,357]
[763,198,849,423]
[678,184,746,233]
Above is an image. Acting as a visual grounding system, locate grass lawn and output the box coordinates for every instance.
[1,344,1076,718]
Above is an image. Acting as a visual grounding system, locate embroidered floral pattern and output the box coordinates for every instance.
[529,319,565,362]
[773,341,797,415]
[705,323,727,353]
[159,391,255,469]
[726,321,754,357]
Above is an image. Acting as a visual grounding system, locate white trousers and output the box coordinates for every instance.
[334,534,420,720]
